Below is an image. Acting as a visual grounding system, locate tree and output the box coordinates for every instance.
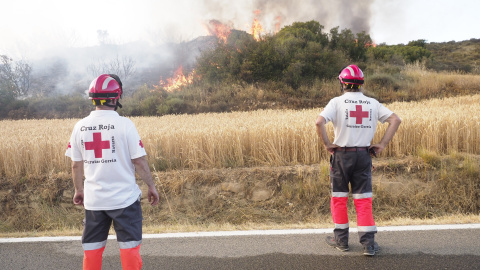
[368,41,431,64]
[97,30,110,45]
[397,45,431,63]
[196,20,347,89]
[0,55,32,98]
[331,28,372,62]
[87,55,136,81]
[408,39,427,48]
[275,21,329,47]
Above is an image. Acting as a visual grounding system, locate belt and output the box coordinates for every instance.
[335,147,369,152]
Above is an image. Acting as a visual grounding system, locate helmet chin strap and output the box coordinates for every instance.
[115,101,122,111]
[104,101,122,111]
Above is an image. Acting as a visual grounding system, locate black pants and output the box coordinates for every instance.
[330,149,376,247]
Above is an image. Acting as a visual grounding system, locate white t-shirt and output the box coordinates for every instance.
[65,110,146,210]
[319,92,393,147]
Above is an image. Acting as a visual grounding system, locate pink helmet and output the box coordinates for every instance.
[338,65,364,85]
[88,74,123,100]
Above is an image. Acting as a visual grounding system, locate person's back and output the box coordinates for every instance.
[321,91,393,147]
[316,65,401,256]
[66,74,159,269]
[69,110,143,210]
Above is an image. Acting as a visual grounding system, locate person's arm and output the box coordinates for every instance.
[132,156,160,206]
[370,113,402,155]
[72,161,84,206]
[315,115,338,154]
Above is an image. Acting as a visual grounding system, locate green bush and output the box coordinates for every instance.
[157,97,187,115]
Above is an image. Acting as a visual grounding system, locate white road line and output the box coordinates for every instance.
[1,224,479,243]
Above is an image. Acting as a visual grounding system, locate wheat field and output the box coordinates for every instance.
[0,94,479,179]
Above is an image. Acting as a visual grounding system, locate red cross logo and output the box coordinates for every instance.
[85,132,110,158]
[350,105,369,124]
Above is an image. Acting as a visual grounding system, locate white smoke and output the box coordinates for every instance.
[1,0,376,96]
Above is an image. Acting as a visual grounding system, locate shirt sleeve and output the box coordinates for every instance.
[65,141,72,158]
[319,98,337,124]
[66,128,84,161]
[377,103,393,123]
[126,120,147,159]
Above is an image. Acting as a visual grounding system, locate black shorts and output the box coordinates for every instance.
[82,198,143,250]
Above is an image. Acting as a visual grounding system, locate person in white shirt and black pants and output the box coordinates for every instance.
[316,65,401,256]
[66,74,160,269]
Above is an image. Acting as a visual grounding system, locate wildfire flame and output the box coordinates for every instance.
[355,39,377,48]
[206,19,232,44]
[205,10,282,43]
[250,10,264,41]
[157,66,195,92]
[274,16,282,34]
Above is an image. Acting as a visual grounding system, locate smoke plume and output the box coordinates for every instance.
[197,0,373,35]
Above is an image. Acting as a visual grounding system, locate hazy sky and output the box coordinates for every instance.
[0,0,478,59]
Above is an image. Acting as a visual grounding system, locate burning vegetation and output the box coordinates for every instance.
[156,66,196,92]
[156,10,278,92]
[205,20,232,44]
[250,10,265,41]
[205,9,280,43]
[157,12,379,93]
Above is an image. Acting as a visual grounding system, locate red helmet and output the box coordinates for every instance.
[88,74,122,100]
[338,65,364,85]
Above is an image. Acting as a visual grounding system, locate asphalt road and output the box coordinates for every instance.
[1,225,479,270]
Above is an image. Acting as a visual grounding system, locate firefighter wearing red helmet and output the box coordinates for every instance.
[88,74,123,109]
[315,65,401,256]
[66,74,159,269]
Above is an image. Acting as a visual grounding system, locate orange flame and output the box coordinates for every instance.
[157,66,195,92]
[355,39,377,48]
[274,16,282,34]
[250,10,264,41]
[206,20,232,44]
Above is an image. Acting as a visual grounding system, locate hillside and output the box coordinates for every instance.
[426,38,480,73]
[1,19,479,119]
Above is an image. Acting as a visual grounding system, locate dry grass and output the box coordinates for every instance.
[1,94,479,178]
[0,154,478,235]
[402,62,480,98]
[1,78,479,235]
[0,119,75,178]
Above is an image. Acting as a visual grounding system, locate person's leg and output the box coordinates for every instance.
[351,151,377,251]
[109,199,143,270]
[329,151,355,247]
[82,210,112,270]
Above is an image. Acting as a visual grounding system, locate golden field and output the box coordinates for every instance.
[0,94,479,234]
[0,94,479,178]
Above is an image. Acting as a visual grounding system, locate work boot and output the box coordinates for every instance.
[325,236,349,252]
[363,242,380,256]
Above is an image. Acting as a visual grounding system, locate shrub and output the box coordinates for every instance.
[367,73,400,91]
